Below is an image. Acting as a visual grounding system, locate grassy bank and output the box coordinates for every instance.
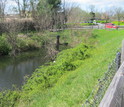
[0,29,124,107]
[96,20,109,23]
[0,29,91,56]
[24,29,124,107]
[0,34,43,55]
[112,21,124,25]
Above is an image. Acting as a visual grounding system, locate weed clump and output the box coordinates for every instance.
[22,43,92,100]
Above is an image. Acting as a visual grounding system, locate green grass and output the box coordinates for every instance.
[79,23,95,26]
[66,23,95,28]
[112,21,124,25]
[96,20,109,23]
[1,29,124,107]
[18,29,124,107]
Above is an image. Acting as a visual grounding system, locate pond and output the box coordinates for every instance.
[0,49,48,91]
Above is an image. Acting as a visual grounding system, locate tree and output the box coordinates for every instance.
[102,12,110,23]
[29,0,38,18]
[47,0,61,29]
[0,0,7,20]
[14,0,21,17]
[34,0,52,31]
[47,0,61,10]
[89,5,95,13]
[66,7,84,23]
[3,20,23,56]
[89,5,95,22]
[14,0,30,18]
[34,0,62,30]
[61,0,79,27]
[114,7,123,25]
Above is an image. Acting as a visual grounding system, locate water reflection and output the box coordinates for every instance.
[0,50,47,90]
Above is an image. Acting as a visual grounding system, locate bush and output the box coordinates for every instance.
[17,37,41,51]
[0,90,20,107]
[22,43,92,99]
[0,36,11,55]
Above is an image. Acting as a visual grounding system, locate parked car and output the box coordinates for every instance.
[105,23,118,29]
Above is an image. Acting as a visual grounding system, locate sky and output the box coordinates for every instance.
[6,0,124,13]
[62,0,124,11]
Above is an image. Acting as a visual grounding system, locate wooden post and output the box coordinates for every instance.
[99,40,124,107]
[121,94,124,107]
[56,35,60,51]
[116,52,121,71]
[121,40,124,64]
[99,62,124,107]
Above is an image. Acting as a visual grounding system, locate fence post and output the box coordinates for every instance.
[121,94,124,107]
[99,40,124,107]
[116,52,121,71]
[121,40,124,64]
[56,35,60,51]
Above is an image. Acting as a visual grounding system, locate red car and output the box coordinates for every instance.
[105,23,118,29]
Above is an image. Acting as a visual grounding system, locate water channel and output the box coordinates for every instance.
[0,49,48,90]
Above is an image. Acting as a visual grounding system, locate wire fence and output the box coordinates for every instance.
[82,52,121,107]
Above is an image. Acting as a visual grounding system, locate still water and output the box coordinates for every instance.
[0,50,47,90]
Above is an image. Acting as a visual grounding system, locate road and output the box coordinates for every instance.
[50,24,124,31]
[67,23,105,30]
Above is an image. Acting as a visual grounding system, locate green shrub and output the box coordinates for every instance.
[22,43,92,100]
[0,36,11,55]
[0,90,20,107]
[18,38,41,51]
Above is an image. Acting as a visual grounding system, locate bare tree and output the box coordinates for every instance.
[29,0,38,18]
[114,7,123,25]
[101,7,115,23]
[102,12,109,23]
[22,0,30,18]
[3,20,23,56]
[66,7,83,23]
[14,0,21,17]
[89,5,95,22]
[61,0,79,25]
[89,5,95,13]
[121,10,124,21]
[34,7,52,31]
[0,0,7,20]
[14,0,30,18]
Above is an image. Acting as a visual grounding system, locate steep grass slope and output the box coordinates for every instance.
[22,29,124,107]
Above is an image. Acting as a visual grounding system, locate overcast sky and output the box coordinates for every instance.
[6,0,124,13]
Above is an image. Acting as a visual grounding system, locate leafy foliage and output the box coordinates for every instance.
[21,43,92,100]
[47,0,61,9]
[0,36,11,55]
[0,90,20,107]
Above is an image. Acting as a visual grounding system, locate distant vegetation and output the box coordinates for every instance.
[112,21,124,25]
[66,23,95,28]
[96,20,109,23]
[0,33,44,56]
